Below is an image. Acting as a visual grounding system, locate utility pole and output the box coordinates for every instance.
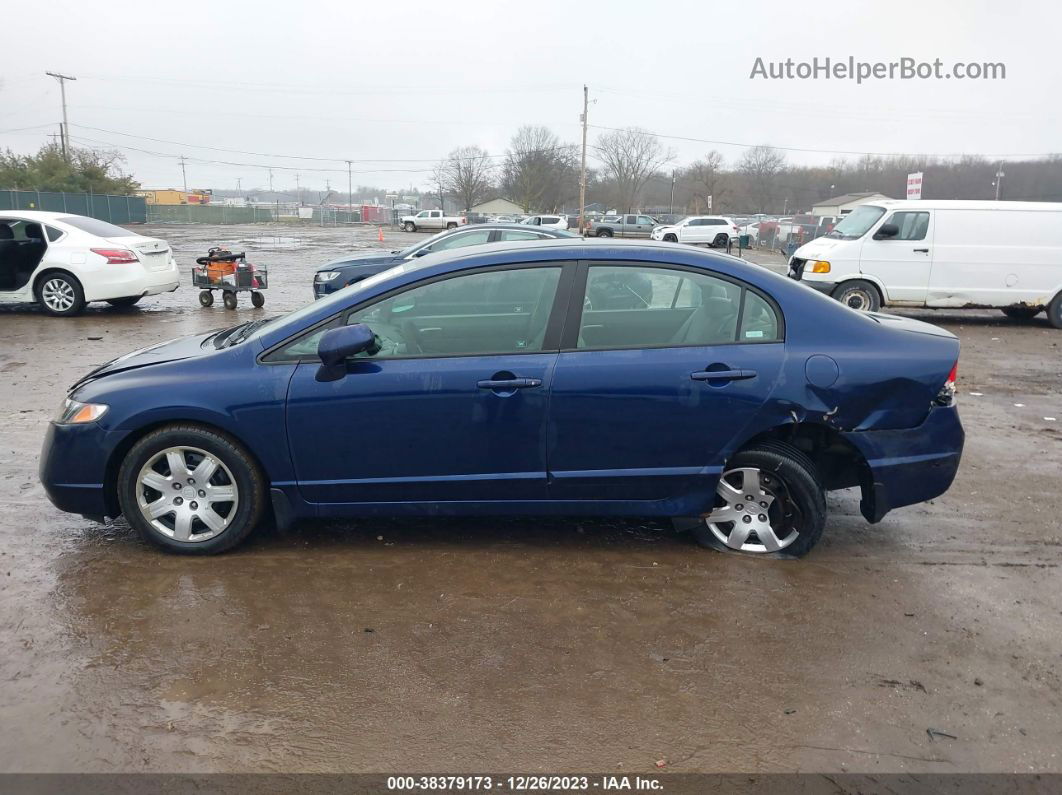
[268,168,274,194]
[669,170,676,214]
[995,161,1005,201]
[45,71,76,161]
[295,172,301,205]
[346,160,353,221]
[178,155,188,193]
[236,177,242,194]
[578,84,589,234]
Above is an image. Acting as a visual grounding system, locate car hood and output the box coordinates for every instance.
[655,225,679,233]
[69,331,217,392]
[794,238,845,259]
[317,251,404,272]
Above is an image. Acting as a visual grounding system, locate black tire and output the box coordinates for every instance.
[1001,306,1041,321]
[106,296,142,308]
[223,291,238,310]
[446,222,458,230]
[596,228,613,238]
[690,441,826,558]
[198,290,214,307]
[34,271,85,316]
[403,222,416,232]
[117,424,266,555]
[664,233,678,242]
[251,290,265,308]
[1048,292,1062,329]
[832,279,882,312]
[711,233,729,248]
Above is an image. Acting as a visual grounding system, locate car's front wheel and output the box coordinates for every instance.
[663,233,678,242]
[832,279,882,312]
[403,222,416,232]
[35,271,85,316]
[117,425,266,554]
[692,442,826,557]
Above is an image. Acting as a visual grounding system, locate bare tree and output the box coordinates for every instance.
[594,127,673,212]
[501,126,576,212]
[437,146,495,212]
[683,151,728,213]
[737,145,786,213]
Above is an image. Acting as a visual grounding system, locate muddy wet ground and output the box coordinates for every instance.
[1,223,1060,774]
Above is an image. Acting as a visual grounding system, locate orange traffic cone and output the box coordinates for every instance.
[377,226,384,242]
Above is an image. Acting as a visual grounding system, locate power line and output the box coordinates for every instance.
[587,123,1060,160]
[68,123,578,166]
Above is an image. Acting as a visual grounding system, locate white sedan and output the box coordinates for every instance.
[0,211,179,316]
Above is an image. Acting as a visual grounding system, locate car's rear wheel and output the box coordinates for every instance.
[711,233,729,247]
[832,280,882,312]
[1048,292,1062,329]
[106,296,142,308]
[403,222,416,232]
[596,228,613,238]
[35,271,85,316]
[117,425,266,554]
[692,442,826,557]
[1001,306,1041,320]
[446,222,458,230]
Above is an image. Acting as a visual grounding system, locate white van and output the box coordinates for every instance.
[789,200,1062,328]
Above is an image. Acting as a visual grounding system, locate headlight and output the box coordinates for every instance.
[810,260,831,273]
[55,398,108,424]
[315,271,341,282]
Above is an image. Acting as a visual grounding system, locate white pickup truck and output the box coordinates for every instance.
[400,210,467,232]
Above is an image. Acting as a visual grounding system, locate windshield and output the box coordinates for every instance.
[826,205,887,240]
[396,228,456,258]
[245,262,415,345]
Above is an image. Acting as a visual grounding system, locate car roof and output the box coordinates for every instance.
[0,210,71,221]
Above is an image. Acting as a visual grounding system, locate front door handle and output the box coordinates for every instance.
[477,377,542,390]
[913,248,930,253]
[691,369,757,382]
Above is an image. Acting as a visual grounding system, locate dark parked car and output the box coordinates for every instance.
[313,224,578,298]
[41,239,963,557]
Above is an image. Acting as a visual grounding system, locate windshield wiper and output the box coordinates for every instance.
[223,319,272,348]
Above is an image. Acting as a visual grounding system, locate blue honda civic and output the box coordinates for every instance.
[40,239,964,557]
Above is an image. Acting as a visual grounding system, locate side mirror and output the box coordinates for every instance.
[316,323,379,382]
[873,223,899,240]
[413,248,430,257]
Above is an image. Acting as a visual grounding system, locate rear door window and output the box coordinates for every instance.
[576,264,782,349]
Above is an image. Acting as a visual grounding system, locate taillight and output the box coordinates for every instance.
[91,248,138,264]
[935,361,958,406]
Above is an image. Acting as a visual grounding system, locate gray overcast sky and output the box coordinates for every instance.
[2,0,1059,193]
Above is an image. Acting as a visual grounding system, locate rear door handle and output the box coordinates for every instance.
[691,369,757,382]
[477,378,542,390]
[913,248,929,253]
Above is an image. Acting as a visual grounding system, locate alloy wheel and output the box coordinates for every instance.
[703,467,801,553]
[135,446,239,542]
[41,278,76,312]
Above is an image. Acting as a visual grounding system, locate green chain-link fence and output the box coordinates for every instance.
[0,190,146,224]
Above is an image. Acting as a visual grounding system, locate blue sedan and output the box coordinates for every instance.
[312,223,578,299]
[40,239,964,556]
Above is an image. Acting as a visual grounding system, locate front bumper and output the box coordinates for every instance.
[39,421,122,518]
[842,405,965,523]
